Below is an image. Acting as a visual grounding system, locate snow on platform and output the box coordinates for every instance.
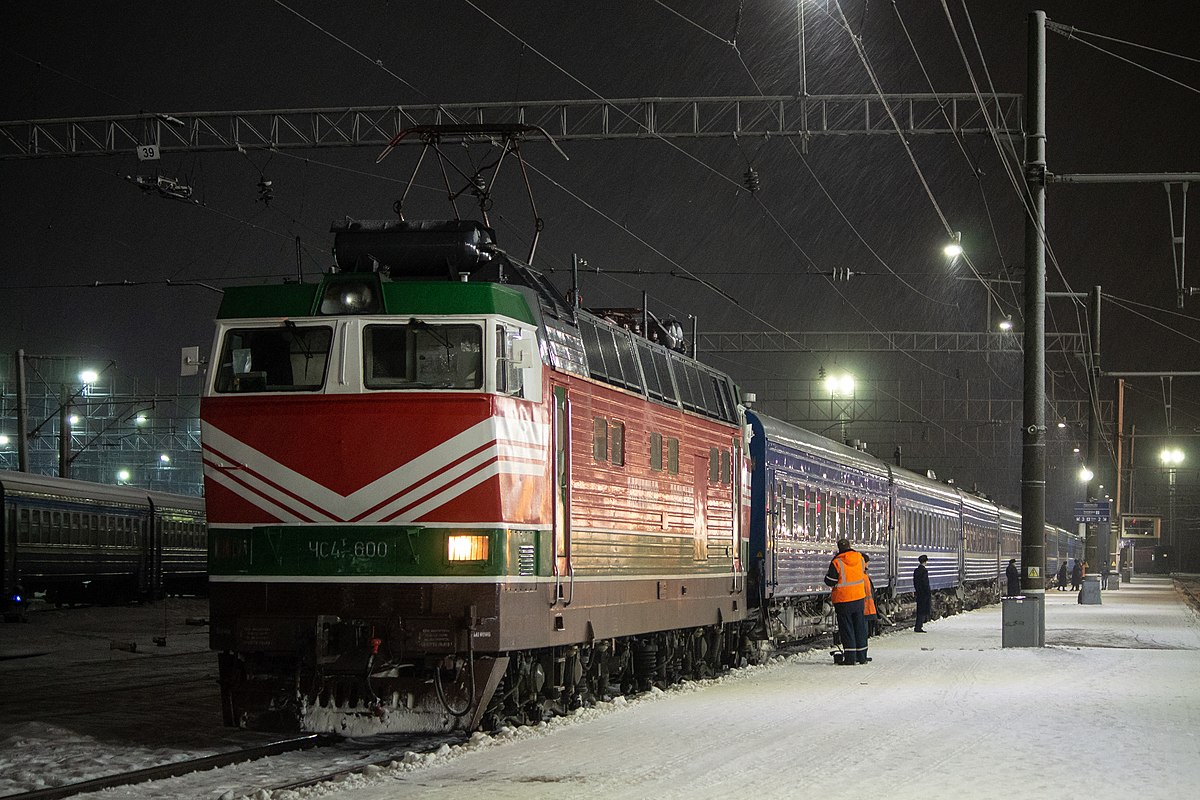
[3,578,1198,800]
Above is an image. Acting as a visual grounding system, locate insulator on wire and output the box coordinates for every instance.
[743,167,760,193]
[257,179,273,206]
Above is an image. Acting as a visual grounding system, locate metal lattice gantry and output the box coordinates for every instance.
[0,94,1023,159]
[697,330,1086,355]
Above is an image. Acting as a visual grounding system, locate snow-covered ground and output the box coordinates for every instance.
[4,578,1198,800]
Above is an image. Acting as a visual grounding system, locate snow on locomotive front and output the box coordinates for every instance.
[203,219,749,734]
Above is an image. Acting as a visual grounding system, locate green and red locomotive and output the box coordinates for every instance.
[203,217,751,733]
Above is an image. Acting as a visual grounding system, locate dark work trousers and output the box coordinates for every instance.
[914,605,929,632]
[834,598,869,664]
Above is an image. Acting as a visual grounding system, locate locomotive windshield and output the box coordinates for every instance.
[214,324,334,393]
[363,321,482,390]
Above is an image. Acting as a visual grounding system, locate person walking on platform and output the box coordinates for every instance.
[1056,561,1069,591]
[913,554,932,633]
[863,553,879,637]
[1005,558,1021,597]
[824,539,869,664]
[1071,559,1083,592]
[1101,561,1113,590]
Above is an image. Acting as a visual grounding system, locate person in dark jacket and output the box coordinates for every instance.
[1005,558,1021,597]
[863,553,879,637]
[1101,561,1113,590]
[1056,561,1069,591]
[913,554,932,633]
[1071,559,1084,591]
[824,539,870,664]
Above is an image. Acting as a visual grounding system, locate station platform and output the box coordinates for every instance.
[1,579,1197,799]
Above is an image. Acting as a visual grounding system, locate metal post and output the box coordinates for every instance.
[1014,10,1047,646]
[58,385,71,479]
[15,350,29,472]
[1112,378,1125,571]
[1085,285,1102,571]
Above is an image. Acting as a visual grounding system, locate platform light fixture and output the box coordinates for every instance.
[116,469,131,483]
[0,435,9,446]
[998,315,1014,332]
[944,232,963,259]
[825,373,855,397]
[1160,447,1185,466]
[1078,466,1094,482]
[159,453,171,464]
[79,369,99,384]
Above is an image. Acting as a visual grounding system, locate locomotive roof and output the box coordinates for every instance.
[216,279,537,324]
[0,469,203,511]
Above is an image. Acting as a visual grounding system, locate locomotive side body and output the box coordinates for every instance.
[204,220,749,734]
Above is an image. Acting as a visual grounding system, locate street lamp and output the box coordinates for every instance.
[944,232,963,258]
[1079,466,1094,483]
[1160,448,1184,564]
[998,315,1014,332]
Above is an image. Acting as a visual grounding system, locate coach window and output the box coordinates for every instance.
[709,448,720,483]
[17,508,31,544]
[720,449,731,485]
[806,487,817,538]
[216,324,334,393]
[784,484,794,536]
[667,437,679,474]
[593,417,609,462]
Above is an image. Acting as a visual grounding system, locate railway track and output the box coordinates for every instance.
[5,735,330,800]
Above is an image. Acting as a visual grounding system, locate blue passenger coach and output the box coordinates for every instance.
[745,409,1078,638]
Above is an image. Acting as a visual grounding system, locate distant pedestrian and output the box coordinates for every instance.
[863,553,878,637]
[824,539,870,664]
[1056,561,1068,591]
[913,554,932,633]
[1071,559,1083,591]
[1101,561,1113,590]
[1005,558,1020,597]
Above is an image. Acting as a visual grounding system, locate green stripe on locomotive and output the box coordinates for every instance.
[208,526,545,579]
[216,278,537,323]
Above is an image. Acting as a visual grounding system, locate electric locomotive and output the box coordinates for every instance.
[203,217,750,733]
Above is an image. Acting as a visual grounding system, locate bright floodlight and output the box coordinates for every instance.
[79,369,99,384]
[998,316,1013,332]
[1079,466,1094,482]
[1057,421,1067,429]
[117,469,131,482]
[159,453,171,463]
[826,373,855,396]
[68,414,80,426]
[1160,447,1185,465]
[944,232,963,258]
[134,414,148,426]
[0,435,9,446]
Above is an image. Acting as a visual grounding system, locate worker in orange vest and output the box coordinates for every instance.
[824,538,870,665]
[863,552,878,638]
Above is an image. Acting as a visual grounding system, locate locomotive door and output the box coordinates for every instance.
[551,385,573,605]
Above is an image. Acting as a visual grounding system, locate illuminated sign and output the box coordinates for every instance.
[1120,515,1160,539]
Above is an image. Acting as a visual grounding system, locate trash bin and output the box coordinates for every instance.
[1109,573,1120,590]
[1120,566,1132,584]
[1002,595,1044,648]
[1080,574,1102,604]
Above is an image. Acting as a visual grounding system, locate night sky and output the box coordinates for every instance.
[2,1,1198,529]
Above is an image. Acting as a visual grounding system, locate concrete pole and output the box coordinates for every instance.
[1016,10,1047,645]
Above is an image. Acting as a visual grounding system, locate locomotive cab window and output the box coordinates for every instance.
[216,324,333,393]
[364,322,482,390]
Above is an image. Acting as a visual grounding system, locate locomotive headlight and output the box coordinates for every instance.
[447,534,489,562]
[319,276,383,315]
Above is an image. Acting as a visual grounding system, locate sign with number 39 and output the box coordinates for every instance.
[136,144,160,161]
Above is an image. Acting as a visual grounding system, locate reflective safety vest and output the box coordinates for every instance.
[863,573,877,616]
[829,550,867,604]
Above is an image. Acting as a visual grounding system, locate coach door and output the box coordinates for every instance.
[552,385,573,605]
